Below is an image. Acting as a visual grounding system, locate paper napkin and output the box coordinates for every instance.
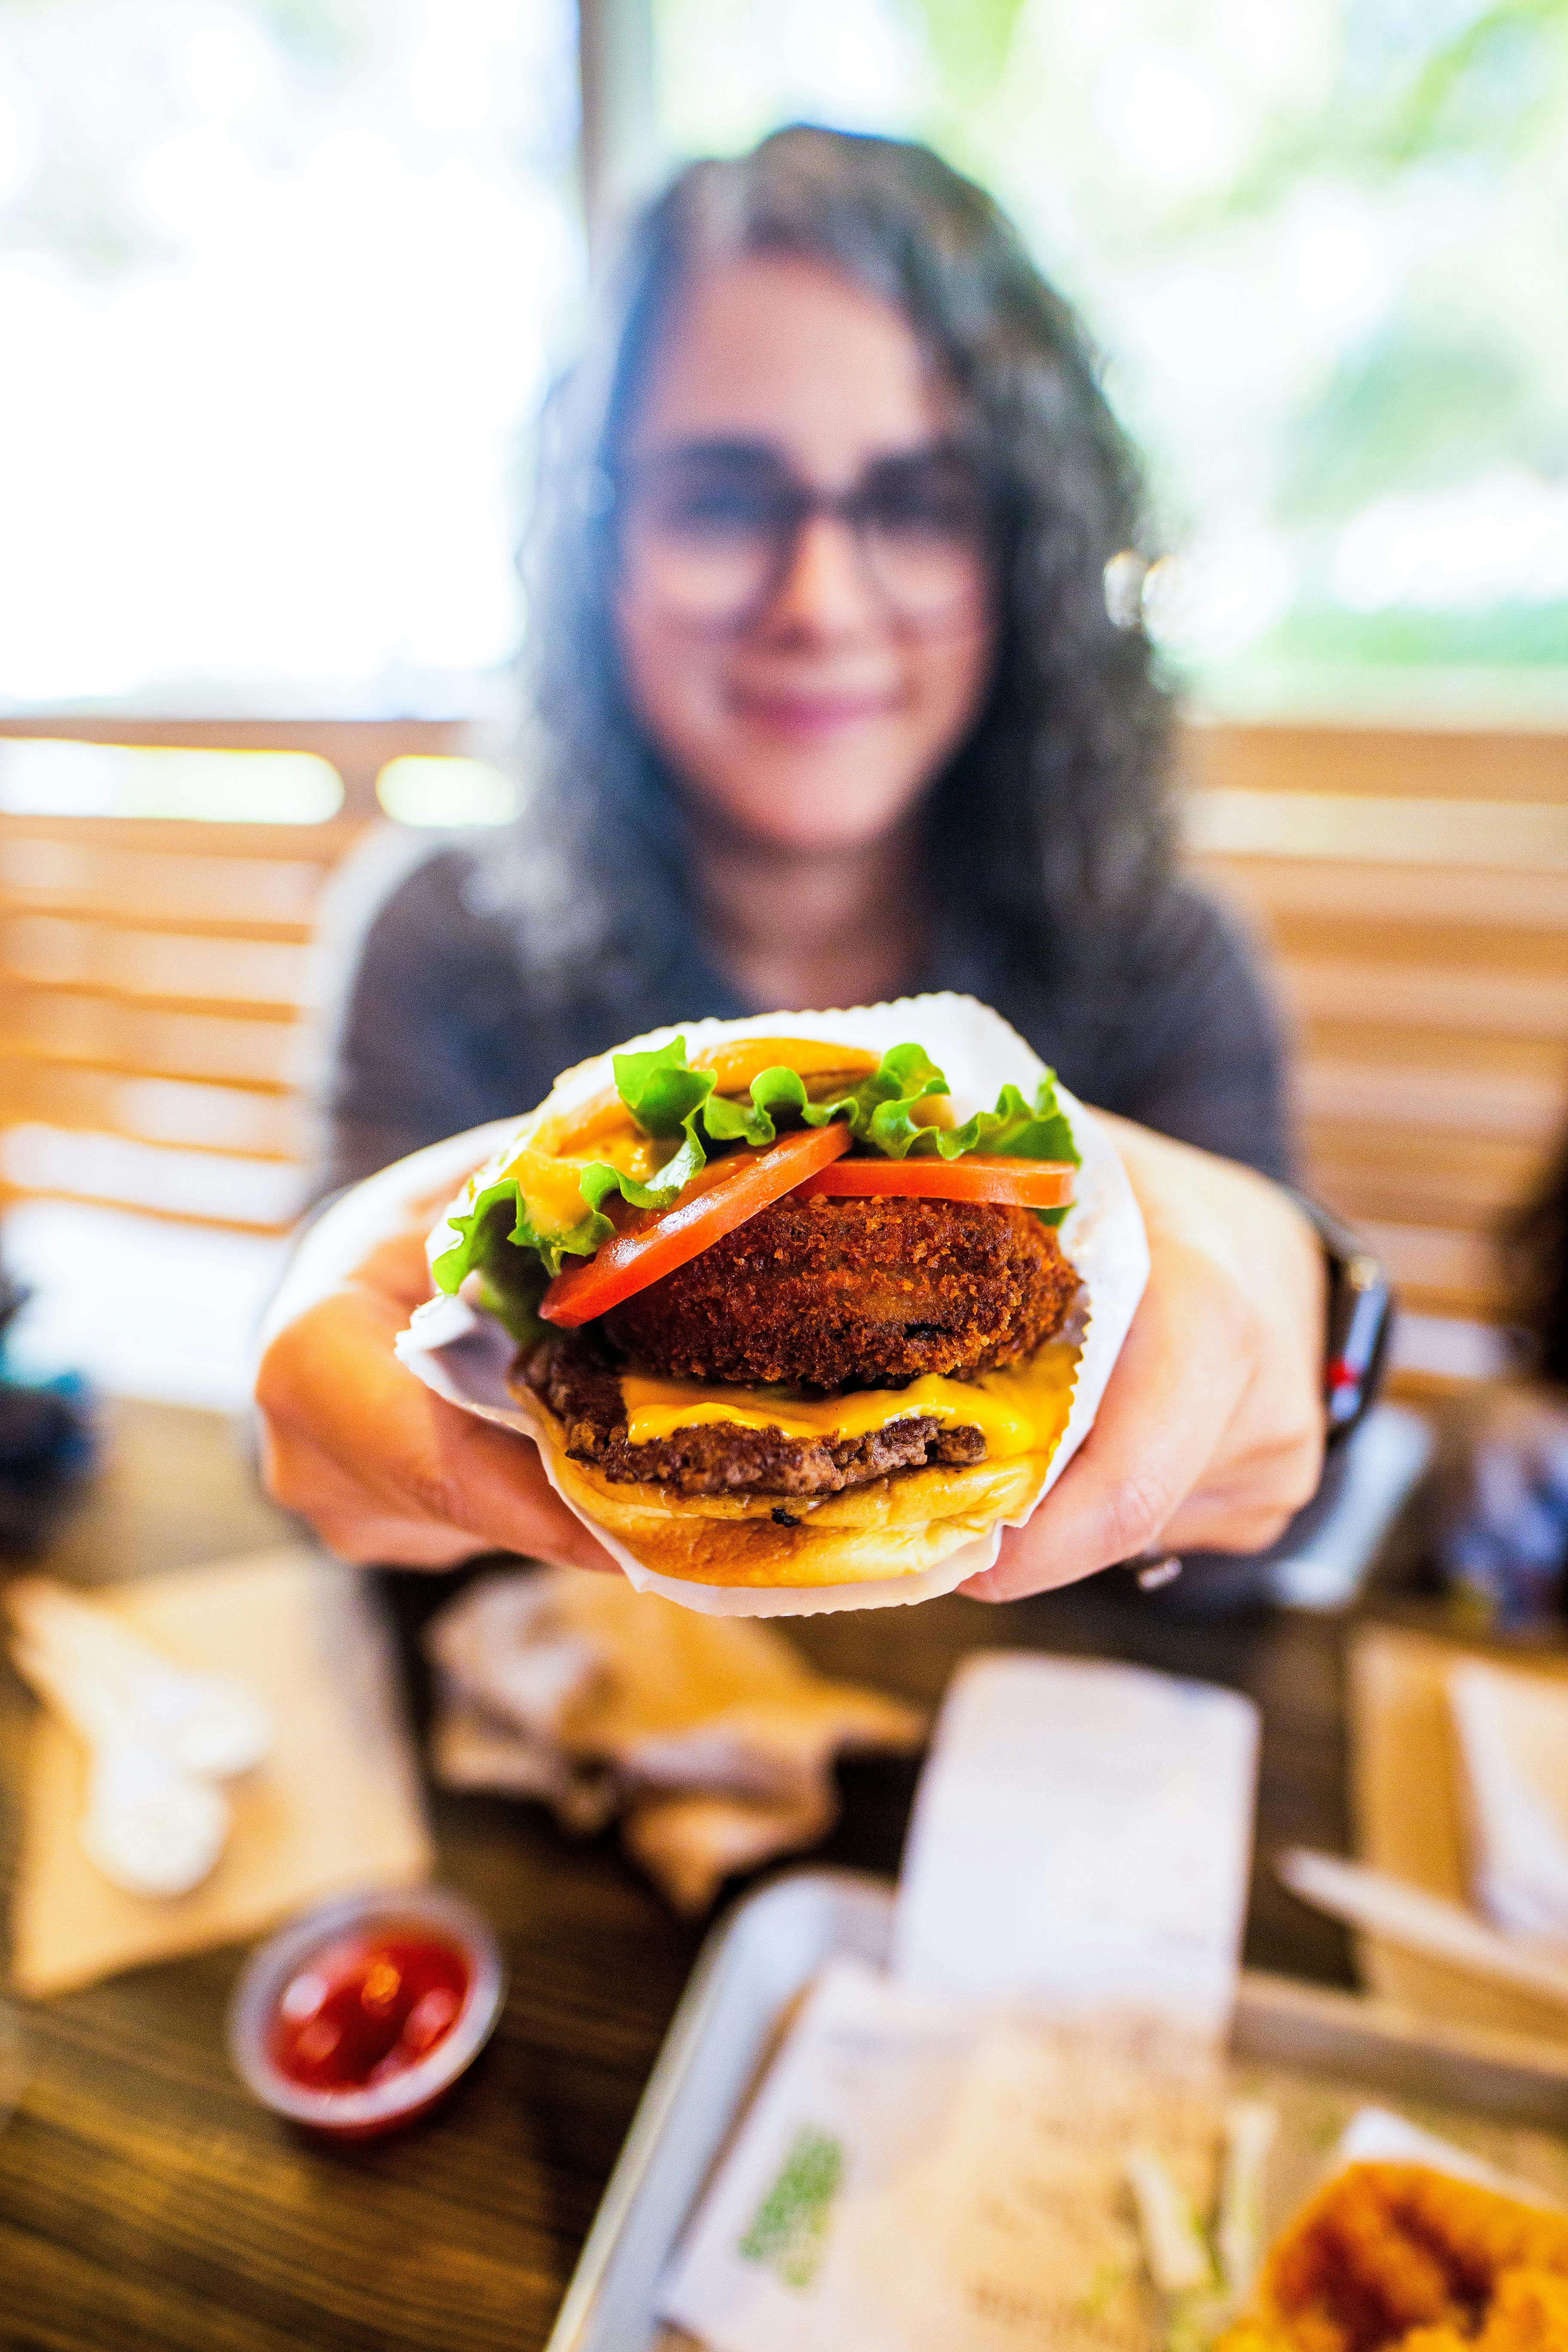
[893,1653,1259,2027]
[658,1966,1225,2352]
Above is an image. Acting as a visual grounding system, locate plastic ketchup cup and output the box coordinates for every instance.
[227,1887,505,2140]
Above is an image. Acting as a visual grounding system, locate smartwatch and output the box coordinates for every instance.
[1291,1194,1394,1447]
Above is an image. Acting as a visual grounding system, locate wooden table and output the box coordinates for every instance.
[1,1399,1359,2352]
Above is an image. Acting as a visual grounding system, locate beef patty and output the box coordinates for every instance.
[600,1193,1076,1391]
[523,1331,987,1501]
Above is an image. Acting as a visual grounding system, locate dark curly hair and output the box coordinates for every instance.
[505,123,1173,995]
[1505,1123,1568,1384]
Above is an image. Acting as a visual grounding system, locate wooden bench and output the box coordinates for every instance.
[1183,721,1568,1362]
[0,718,468,1234]
[1,718,1564,1372]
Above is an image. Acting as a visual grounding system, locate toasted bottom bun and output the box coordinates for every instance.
[513,1366,1077,1589]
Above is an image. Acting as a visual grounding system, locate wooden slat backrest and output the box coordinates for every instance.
[1182,723,1568,1329]
[0,714,472,1231]
[1190,722,1568,803]
[0,813,371,1231]
[1,719,1565,1326]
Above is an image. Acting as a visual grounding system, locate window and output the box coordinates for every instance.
[0,0,582,713]
[655,0,1568,722]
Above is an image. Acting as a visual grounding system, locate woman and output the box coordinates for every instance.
[257,126,1330,1598]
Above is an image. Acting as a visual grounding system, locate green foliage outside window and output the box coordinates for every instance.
[656,0,1568,718]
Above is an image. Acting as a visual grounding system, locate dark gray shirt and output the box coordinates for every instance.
[320,839,1292,1193]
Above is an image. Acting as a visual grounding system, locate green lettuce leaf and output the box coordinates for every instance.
[474,1248,551,1348]
[612,1036,715,1136]
[432,1041,1077,1297]
[906,1068,1080,1224]
[430,1131,713,1294]
[608,1039,955,1158]
[432,1042,721,1295]
[605,1035,718,1204]
[431,1178,606,1291]
[918,1071,1078,1165]
[700,1044,953,1155]
[795,1041,950,1159]
[696,1064,797,1147]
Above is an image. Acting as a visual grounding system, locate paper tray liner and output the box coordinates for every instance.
[540,1870,1568,2352]
[10,1545,432,1999]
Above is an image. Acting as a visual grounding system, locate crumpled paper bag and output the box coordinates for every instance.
[425,1567,925,1911]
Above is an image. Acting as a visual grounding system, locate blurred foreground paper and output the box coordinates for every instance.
[11,1547,431,1998]
[1450,1656,1568,1942]
[658,1963,1222,2351]
[1350,1625,1568,2042]
[659,1654,1256,2351]
[893,1653,1259,2027]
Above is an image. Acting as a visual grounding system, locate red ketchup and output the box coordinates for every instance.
[271,1933,470,2095]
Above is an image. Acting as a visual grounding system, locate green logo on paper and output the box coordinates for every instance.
[738,2125,844,2290]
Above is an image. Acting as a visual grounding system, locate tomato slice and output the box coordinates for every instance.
[538,1121,853,1327]
[791,1154,1075,1209]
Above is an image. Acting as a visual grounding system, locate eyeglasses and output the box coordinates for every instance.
[612,439,992,632]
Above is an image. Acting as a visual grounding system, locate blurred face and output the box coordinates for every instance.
[612,255,995,855]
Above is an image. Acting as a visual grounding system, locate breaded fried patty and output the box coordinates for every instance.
[524,1332,987,1499]
[600,1193,1076,1390]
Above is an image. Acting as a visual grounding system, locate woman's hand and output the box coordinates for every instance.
[963,1115,1328,1602]
[254,1128,619,1571]
[259,1113,1327,1592]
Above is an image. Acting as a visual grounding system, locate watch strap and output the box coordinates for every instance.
[1289,1192,1393,1446]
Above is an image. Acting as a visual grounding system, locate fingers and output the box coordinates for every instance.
[426,1410,622,1571]
[959,1118,1329,1607]
[260,1423,497,1568]
[961,1245,1252,1601]
[384,1400,623,1570]
[257,1282,620,1574]
[1157,1427,1323,1554]
[264,1374,621,1573]
[359,1222,453,1313]
[973,1363,1323,1599]
[254,1130,631,1574]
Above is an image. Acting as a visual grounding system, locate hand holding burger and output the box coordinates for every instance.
[406,1001,1101,1608]
[256,999,1327,1605]
[972,1114,1327,1603]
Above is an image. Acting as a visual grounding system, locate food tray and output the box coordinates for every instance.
[545,1868,1568,2352]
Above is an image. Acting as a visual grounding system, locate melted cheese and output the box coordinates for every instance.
[619,1342,1079,1461]
[499,1133,671,1237]
[499,1148,595,1237]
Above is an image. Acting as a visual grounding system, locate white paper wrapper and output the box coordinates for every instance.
[396,994,1148,1617]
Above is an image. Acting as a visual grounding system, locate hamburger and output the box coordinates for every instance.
[422,1003,1109,1599]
